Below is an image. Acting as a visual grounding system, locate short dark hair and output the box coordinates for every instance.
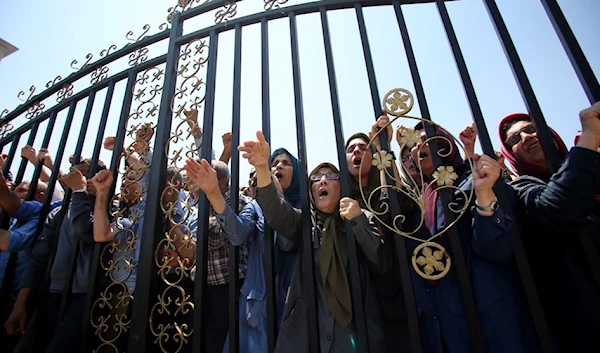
[500,115,530,144]
[77,158,107,175]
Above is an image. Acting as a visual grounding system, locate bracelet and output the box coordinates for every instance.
[73,188,87,193]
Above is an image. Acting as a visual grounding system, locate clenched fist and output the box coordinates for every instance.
[339,197,362,221]
[91,170,113,196]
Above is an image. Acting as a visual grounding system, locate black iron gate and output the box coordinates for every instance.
[0,0,598,352]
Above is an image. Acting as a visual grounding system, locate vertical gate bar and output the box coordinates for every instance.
[128,12,183,352]
[57,89,97,323]
[13,123,40,184]
[435,1,557,351]
[539,0,600,103]
[422,2,485,352]
[319,7,369,353]
[354,3,381,118]
[228,22,243,353]
[538,0,600,297]
[1,135,21,178]
[30,111,59,201]
[482,0,600,307]
[288,11,320,353]
[383,2,431,352]
[81,79,118,349]
[357,5,426,352]
[480,0,560,172]
[260,16,278,353]
[192,28,219,353]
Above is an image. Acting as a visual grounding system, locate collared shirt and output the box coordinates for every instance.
[0,200,42,292]
[203,191,250,286]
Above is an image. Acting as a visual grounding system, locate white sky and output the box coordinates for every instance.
[0,0,598,187]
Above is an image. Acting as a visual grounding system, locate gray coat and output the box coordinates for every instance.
[255,182,392,353]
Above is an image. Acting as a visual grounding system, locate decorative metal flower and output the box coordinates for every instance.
[399,128,422,148]
[385,91,410,113]
[372,150,394,170]
[432,166,458,186]
[415,246,445,276]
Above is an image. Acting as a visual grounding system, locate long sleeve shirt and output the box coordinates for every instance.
[0,200,42,292]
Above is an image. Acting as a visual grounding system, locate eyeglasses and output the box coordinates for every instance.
[400,154,412,162]
[505,124,536,149]
[310,172,340,181]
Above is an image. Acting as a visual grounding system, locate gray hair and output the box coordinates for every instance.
[211,160,230,182]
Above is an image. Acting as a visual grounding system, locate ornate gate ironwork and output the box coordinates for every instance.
[0,0,598,353]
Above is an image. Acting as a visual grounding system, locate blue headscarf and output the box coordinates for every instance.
[270,148,301,204]
[270,148,300,327]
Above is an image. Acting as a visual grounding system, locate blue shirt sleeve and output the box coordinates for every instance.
[8,216,40,252]
[12,200,42,221]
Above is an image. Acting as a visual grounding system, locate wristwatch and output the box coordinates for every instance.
[475,198,499,213]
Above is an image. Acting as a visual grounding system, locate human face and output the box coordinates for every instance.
[311,167,341,214]
[345,138,373,179]
[401,148,420,182]
[13,181,31,201]
[271,153,294,192]
[121,172,142,206]
[410,130,434,178]
[505,120,546,168]
[248,170,257,198]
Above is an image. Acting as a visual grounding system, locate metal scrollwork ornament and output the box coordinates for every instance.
[215,2,237,23]
[357,87,474,280]
[264,0,288,10]
[412,242,451,280]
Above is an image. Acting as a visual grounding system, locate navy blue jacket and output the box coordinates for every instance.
[511,147,600,352]
[405,169,539,353]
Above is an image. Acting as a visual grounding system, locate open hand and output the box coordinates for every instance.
[183,158,220,197]
[238,131,270,169]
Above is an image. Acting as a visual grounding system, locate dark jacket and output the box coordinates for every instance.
[405,169,539,353]
[510,147,600,352]
[255,182,392,353]
[20,191,95,294]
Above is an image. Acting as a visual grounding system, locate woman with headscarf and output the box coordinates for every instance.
[269,147,301,324]
[184,159,287,353]
[240,131,391,353]
[498,103,600,352]
[395,122,538,353]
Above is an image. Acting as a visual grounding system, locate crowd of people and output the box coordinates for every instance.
[0,102,598,353]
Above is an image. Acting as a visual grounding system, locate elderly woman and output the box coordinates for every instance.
[239,131,391,353]
[395,122,538,353]
[498,102,600,352]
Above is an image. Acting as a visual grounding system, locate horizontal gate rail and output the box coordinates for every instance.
[0,54,167,148]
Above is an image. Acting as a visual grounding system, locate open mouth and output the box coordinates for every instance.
[352,157,361,166]
[318,188,328,197]
[274,172,283,179]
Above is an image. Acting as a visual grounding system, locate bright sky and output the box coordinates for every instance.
[0,0,598,187]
